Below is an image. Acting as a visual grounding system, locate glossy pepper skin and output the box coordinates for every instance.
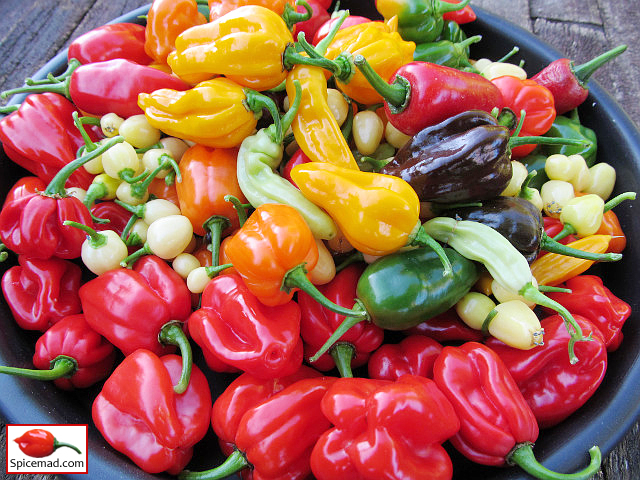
[188,273,304,378]
[208,0,295,22]
[290,162,422,256]
[92,350,212,474]
[491,75,556,158]
[79,255,191,356]
[298,264,384,375]
[0,93,96,190]
[168,6,294,90]
[14,429,81,458]
[597,209,626,253]
[175,144,246,236]
[485,314,607,428]
[31,314,116,390]
[380,110,512,203]
[223,203,319,306]
[405,307,484,343]
[545,275,631,351]
[323,20,416,105]
[357,247,479,330]
[1,255,82,331]
[68,23,152,65]
[145,0,207,65]
[310,375,460,480]
[368,334,443,381]
[91,201,135,236]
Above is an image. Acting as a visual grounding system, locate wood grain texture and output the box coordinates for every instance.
[1,1,639,479]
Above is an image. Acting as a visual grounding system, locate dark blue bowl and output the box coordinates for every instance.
[1,2,639,479]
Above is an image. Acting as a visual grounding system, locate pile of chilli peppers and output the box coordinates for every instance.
[0,0,635,478]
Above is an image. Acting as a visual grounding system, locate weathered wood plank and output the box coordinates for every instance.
[530,0,602,25]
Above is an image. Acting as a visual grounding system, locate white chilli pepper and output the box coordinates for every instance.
[540,180,575,217]
[501,161,529,196]
[63,221,128,275]
[116,198,181,225]
[101,141,143,182]
[118,114,161,149]
[100,112,124,138]
[172,253,201,279]
[353,110,384,156]
[559,194,605,237]
[160,137,190,163]
[142,148,174,179]
[384,120,411,149]
[544,154,591,192]
[326,88,350,126]
[309,238,336,285]
[83,173,121,209]
[583,162,616,200]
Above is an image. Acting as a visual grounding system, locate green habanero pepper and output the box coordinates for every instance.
[236,80,337,240]
[309,247,478,362]
[376,0,471,43]
[413,35,481,71]
[423,216,592,364]
[542,109,598,166]
[438,19,467,44]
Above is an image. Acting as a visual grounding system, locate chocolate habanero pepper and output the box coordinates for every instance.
[79,255,194,393]
[485,314,608,429]
[93,349,212,475]
[1,255,82,331]
[188,272,304,378]
[544,275,631,351]
[138,77,282,148]
[14,429,81,457]
[0,93,97,189]
[68,23,152,65]
[145,0,207,65]
[310,375,460,480]
[0,136,123,260]
[179,376,336,480]
[379,109,589,204]
[354,56,503,135]
[376,0,471,43]
[1,59,191,118]
[433,342,602,478]
[532,45,627,115]
[0,314,115,390]
[298,263,384,377]
[368,334,443,381]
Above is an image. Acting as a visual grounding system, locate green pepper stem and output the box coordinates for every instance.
[0,104,19,114]
[541,232,622,262]
[603,191,636,212]
[496,46,520,64]
[0,59,81,100]
[281,0,312,30]
[283,41,345,76]
[358,156,393,172]
[551,223,575,241]
[120,214,139,244]
[538,285,572,293]
[330,342,355,378]
[84,182,109,209]
[519,282,590,364]
[203,216,231,268]
[120,168,150,184]
[0,355,77,381]
[293,33,355,83]
[224,195,250,227]
[572,45,627,86]
[283,264,368,318]
[508,443,601,480]
[408,224,452,275]
[120,242,152,268]
[128,155,181,199]
[315,9,349,56]
[178,449,249,480]
[114,199,145,218]
[158,322,193,395]
[509,136,589,148]
[435,0,470,14]
[53,438,82,455]
[0,243,8,262]
[63,220,107,248]
[204,263,234,278]
[353,54,409,111]
[481,309,498,335]
[265,79,302,144]
[244,89,282,146]
[309,300,368,363]
[72,111,99,152]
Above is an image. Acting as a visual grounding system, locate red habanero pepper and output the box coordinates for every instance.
[1,59,191,118]
[491,75,557,158]
[405,307,484,343]
[93,350,212,475]
[145,0,207,65]
[179,376,336,480]
[1,255,81,331]
[0,136,122,260]
[310,375,459,480]
[298,264,384,377]
[79,255,193,393]
[531,45,627,115]
[544,275,631,351]
[211,365,322,456]
[90,201,134,236]
[485,314,607,428]
[442,0,476,23]
[433,342,602,478]
[14,429,81,458]
[2,176,46,207]
[0,93,97,190]
[68,23,152,65]
[368,334,443,381]
[188,273,304,379]
[354,58,504,135]
[0,314,115,390]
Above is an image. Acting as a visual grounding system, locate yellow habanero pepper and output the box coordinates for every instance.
[531,234,613,286]
[290,162,450,271]
[324,19,415,105]
[138,77,282,148]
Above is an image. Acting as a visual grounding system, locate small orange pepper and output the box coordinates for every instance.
[596,209,626,253]
[208,0,295,21]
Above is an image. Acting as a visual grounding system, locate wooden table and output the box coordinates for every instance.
[1,1,639,479]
